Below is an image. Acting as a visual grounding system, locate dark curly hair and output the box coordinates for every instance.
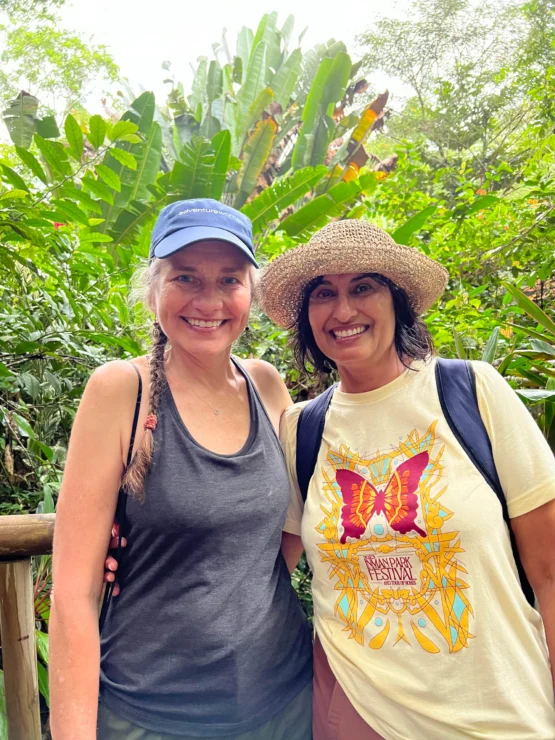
[291,273,434,375]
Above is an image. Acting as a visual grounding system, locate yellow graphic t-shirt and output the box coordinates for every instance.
[281,359,555,740]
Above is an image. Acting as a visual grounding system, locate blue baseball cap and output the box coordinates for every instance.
[149,198,257,267]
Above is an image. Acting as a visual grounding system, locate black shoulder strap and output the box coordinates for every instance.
[99,363,142,631]
[296,384,337,502]
[435,358,534,606]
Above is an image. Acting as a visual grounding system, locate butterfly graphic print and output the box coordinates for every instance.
[313,423,473,654]
[336,451,429,543]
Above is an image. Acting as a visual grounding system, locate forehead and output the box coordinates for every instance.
[319,272,374,284]
[164,240,250,271]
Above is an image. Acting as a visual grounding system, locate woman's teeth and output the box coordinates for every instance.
[185,318,224,328]
[333,326,367,339]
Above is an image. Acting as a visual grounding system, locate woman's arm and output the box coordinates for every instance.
[241,360,306,571]
[50,362,140,740]
[281,531,304,574]
[512,499,555,690]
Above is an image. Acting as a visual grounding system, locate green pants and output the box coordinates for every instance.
[97,682,312,740]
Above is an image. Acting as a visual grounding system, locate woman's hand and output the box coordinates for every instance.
[103,523,127,597]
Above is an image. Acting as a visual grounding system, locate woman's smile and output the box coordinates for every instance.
[329,323,370,341]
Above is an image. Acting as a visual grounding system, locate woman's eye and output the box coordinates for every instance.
[311,289,333,300]
[354,283,373,294]
[175,275,194,283]
[222,277,239,285]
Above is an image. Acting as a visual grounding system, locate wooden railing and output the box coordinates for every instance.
[0,514,55,740]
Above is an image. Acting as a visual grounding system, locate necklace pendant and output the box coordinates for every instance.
[214,409,219,415]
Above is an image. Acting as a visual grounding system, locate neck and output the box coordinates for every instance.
[337,348,407,394]
[165,344,236,390]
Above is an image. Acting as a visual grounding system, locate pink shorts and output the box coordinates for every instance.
[313,634,384,740]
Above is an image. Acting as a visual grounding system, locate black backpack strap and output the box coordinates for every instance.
[99,363,143,631]
[435,358,534,606]
[296,384,337,502]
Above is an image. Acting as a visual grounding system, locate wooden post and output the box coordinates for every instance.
[0,558,41,740]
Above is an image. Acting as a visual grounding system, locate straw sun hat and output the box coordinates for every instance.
[258,220,449,327]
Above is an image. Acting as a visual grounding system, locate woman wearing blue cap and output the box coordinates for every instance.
[49,200,313,739]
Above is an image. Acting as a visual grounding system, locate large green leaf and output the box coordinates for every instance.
[37,661,49,707]
[0,165,29,192]
[206,60,223,103]
[87,115,106,150]
[252,12,280,84]
[279,179,361,238]
[35,630,49,665]
[481,326,500,364]
[15,146,48,184]
[234,118,277,209]
[35,116,60,139]
[171,137,214,199]
[124,92,156,135]
[34,136,72,177]
[2,92,38,149]
[211,130,231,200]
[392,206,437,245]
[272,48,302,109]
[464,195,500,216]
[189,58,208,115]
[241,165,327,234]
[100,96,160,229]
[504,283,555,337]
[236,41,268,149]
[236,27,254,84]
[291,52,351,169]
[123,122,162,204]
[516,389,555,402]
[64,114,84,161]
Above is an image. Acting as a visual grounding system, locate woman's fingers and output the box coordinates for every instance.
[108,536,127,550]
[105,555,118,572]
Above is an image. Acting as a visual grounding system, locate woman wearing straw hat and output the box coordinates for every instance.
[259,220,555,740]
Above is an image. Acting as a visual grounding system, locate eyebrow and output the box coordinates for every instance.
[317,273,375,286]
[170,265,245,273]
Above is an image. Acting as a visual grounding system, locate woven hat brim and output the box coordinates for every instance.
[258,236,448,327]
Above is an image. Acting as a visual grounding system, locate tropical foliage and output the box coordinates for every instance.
[0,3,554,732]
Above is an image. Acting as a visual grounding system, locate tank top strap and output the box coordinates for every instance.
[231,356,280,445]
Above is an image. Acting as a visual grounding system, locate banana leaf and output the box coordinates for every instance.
[236,42,268,149]
[272,48,303,110]
[234,118,277,209]
[2,92,38,149]
[211,130,232,200]
[292,52,351,170]
[241,165,328,234]
[236,26,254,84]
[171,137,214,200]
[279,179,361,238]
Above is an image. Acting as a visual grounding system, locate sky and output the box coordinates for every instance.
[58,0,413,112]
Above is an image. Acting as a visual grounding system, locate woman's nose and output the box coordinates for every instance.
[191,287,224,312]
[333,294,357,322]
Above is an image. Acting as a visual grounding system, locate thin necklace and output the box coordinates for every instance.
[187,372,240,416]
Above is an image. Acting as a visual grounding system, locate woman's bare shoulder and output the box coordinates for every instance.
[241,359,292,414]
[88,358,147,396]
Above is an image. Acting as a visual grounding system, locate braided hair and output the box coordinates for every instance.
[121,309,168,501]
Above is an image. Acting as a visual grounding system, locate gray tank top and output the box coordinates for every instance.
[99,360,312,737]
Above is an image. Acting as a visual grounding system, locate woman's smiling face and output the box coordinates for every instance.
[152,240,253,358]
[307,273,397,371]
